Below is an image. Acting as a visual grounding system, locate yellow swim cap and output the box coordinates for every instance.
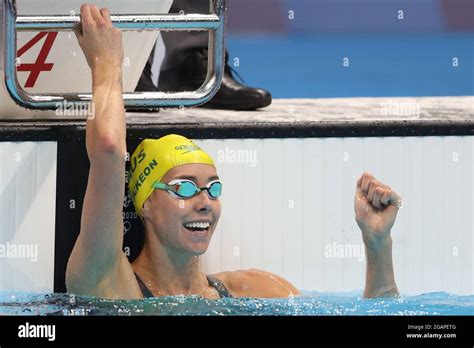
[128,134,215,216]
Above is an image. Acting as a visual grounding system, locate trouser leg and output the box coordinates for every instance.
[160,0,211,71]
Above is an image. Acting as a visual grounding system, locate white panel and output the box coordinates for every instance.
[362,138,384,178]
[260,139,284,275]
[282,139,304,286]
[421,137,444,292]
[302,139,324,290]
[0,142,57,292]
[239,139,263,270]
[401,137,424,295]
[442,137,464,294]
[215,139,243,271]
[457,136,472,295]
[321,138,344,291]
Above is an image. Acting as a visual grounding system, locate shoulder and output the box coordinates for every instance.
[212,269,300,298]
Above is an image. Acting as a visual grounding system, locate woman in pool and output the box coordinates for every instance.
[66,4,402,300]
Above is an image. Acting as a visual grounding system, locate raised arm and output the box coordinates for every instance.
[66,5,135,298]
[354,172,401,298]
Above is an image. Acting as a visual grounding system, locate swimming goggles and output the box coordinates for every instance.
[152,179,222,199]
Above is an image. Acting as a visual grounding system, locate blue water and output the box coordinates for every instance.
[227,33,474,98]
[1,291,473,316]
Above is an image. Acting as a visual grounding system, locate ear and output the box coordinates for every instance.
[141,201,150,219]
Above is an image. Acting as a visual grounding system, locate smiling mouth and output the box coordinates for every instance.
[183,222,211,236]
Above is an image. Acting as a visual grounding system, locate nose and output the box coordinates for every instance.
[194,190,212,212]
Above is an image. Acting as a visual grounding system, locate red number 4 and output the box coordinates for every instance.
[17,32,58,88]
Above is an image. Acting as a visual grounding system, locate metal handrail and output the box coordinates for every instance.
[16,14,221,31]
[2,0,227,110]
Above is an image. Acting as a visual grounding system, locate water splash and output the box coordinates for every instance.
[0,291,473,316]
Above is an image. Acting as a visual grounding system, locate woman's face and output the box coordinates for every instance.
[142,164,221,255]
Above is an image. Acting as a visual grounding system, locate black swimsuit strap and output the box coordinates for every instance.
[206,275,234,298]
[134,272,233,299]
[134,272,155,298]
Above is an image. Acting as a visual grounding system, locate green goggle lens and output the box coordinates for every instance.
[176,181,199,197]
[153,180,222,199]
[208,182,222,198]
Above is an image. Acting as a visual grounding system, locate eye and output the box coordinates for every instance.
[208,182,222,198]
[177,181,198,197]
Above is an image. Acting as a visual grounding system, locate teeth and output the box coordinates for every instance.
[184,222,210,229]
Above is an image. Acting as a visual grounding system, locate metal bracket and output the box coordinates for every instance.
[2,0,226,110]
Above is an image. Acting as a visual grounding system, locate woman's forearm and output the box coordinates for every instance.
[87,66,126,159]
[363,236,399,298]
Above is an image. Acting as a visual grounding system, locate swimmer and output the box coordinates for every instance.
[66,4,402,299]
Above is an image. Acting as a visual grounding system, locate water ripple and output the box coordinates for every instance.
[0,291,473,316]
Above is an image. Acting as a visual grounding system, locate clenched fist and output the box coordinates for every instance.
[354,172,402,247]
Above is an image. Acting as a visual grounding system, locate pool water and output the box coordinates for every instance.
[0,291,473,316]
[227,33,474,98]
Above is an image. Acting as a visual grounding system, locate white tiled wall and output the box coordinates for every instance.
[0,142,57,292]
[198,137,474,296]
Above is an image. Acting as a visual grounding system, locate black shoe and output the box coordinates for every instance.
[136,48,272,111]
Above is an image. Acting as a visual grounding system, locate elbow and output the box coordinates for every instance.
[89,131,126,161]
[65,258,96,296]
[65,249,92,296]
[65,261,81,295]
[65,251,87,295]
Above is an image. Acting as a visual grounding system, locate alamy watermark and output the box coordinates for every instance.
[18,322,55,341]
[380,99,420,117]
[0,242,38,262]
[324,242,365,262]
[55,100,95,118]
[217,147,258,167]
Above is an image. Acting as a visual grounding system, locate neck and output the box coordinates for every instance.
[133,226,208,296]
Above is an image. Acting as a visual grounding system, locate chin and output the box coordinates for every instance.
[180,227,213,256]
[186,243,209,256]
